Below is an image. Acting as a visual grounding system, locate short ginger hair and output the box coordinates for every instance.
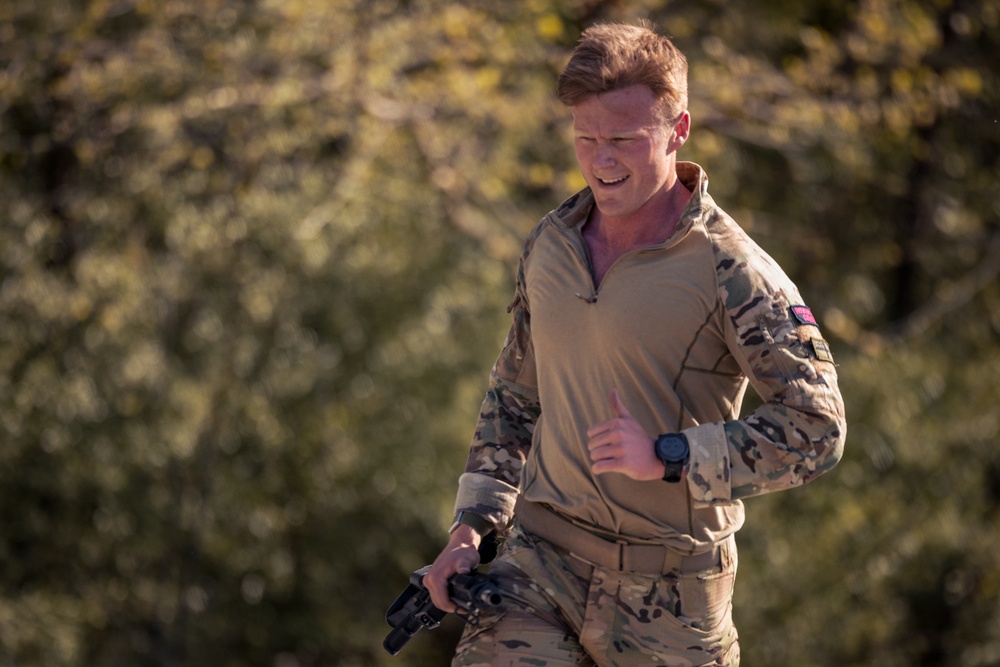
[556,21,689,125]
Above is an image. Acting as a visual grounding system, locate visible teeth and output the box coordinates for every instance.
[601,176,627,185]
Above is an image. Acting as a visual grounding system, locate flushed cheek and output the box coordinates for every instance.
[574,149,598,174]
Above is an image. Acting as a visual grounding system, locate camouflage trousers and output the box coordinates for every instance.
[452,524,740,667]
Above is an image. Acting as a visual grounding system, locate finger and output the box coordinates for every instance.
[588,443,614,461]
[425,570,457,612]
[587,428,622,452]
[592,456,622,475]
[587,418,615,439]
[610,389,632,419]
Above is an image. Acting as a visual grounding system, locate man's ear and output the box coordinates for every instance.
[671,111,691,149]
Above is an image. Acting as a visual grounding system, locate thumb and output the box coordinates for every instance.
[610,389,632,419]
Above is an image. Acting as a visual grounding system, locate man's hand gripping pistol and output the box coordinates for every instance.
[383,565,505,656]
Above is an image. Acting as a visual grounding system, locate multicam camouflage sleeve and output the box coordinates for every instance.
[686,228,847,504]
[453,228,543,533]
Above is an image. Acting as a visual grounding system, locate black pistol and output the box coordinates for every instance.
[383,565,504,656]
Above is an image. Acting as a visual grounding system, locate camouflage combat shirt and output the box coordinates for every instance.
[455,162,846,553]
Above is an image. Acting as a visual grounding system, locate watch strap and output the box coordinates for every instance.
[448,511,493,536]
[662,459,684,483]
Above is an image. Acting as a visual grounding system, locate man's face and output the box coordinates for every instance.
[572,85,687,222]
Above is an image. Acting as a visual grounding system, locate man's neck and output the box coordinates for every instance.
[586,180,692,252]
[582,179,693,286]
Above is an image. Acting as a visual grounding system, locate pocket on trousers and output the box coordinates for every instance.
[677,564,736,632]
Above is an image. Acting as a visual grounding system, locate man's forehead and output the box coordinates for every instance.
[572,105,659,135]
[571,85,661,128]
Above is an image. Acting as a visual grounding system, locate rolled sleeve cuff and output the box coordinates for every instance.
[454,472,520,531]
[685,422,731,504]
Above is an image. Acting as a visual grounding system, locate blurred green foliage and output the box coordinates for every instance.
[1,0,997,665]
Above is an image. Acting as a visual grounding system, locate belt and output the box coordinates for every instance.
[514,496,725,575]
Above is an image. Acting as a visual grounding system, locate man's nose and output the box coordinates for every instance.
[594,142,617,166]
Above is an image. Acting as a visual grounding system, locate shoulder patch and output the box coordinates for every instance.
[790,305,818,327]
[811,338,835,363]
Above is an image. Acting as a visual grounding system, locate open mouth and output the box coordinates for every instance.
[599,176,628,186]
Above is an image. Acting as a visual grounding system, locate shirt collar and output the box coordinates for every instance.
[551,161,711,238]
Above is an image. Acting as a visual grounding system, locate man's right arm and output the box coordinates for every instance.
[454,222,543,533]
[425,371,538,611]
[425,230,542,610]
[424,287,540,611]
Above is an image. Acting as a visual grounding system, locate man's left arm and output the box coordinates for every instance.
[685,256,847,503]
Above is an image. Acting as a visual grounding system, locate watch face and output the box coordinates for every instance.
[656,434,689,462]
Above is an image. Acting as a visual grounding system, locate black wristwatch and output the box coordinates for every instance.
[654,432,689,483]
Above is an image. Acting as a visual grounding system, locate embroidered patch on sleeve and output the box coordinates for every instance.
[790,305,818,327]
[811,338,835,363]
